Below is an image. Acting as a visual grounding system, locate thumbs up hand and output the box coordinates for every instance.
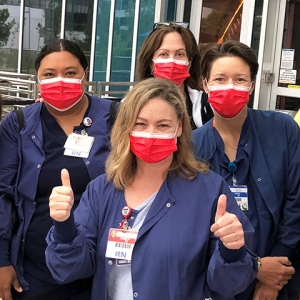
[49,169,74,222]
[210,194,245,250]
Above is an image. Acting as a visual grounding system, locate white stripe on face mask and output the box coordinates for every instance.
[205,79,252,92]
[38,72,86,85]
[130,122,179,139]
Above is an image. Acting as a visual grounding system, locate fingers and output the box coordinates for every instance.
[253,281,279,300]
[215,194,227,221]
[0,265,21,300]
[61,168,71,187]
[277,256,292,267]
[35,97,44,103]
[12,277,22,293]
[2,290,12,300]
[211,195,245,249]
[257,256,295,289]
[49,169,74,222]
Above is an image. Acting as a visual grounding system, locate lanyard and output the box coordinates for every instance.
[118,206,132,230]
[227,162,238,186]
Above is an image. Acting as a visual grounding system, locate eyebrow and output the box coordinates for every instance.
[41,66,80,72]
[212,72,249,77]
[136,117,173,123]
[156,48,186,52]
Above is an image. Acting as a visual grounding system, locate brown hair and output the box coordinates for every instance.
[201,40,259,81]
[106,78,208,189]
[137,25,202,90]
[35,39,88,71]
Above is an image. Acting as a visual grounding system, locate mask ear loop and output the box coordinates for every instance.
[173,121,179,138]
[204,78,211,91]
[248,82,253,93]
[80,71,87,82]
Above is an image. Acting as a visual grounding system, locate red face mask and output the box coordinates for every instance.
[130,130,178,164]
[207,83,252,119]
[153,58,190,86]
[39,74,85,111]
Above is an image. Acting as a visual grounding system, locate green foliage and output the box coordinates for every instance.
[0,6,16,47]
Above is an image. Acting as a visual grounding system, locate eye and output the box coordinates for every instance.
[43,72,55,78]
[235,78,247,83]
[214,77,225,83]
[158,123,170,129]
[175,52,186,58]
[133,122,146,129]
[158,52,167,57]
[66,71,77,77]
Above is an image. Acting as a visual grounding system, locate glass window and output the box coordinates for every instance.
[278,0,300,88]
[110,0,134,83]
[94,0,111,82]
[0,0,20,71]
[133,0,155,82]
[94,0,155,85]
[165,0,177,21]
[136,0,155,58]
[276,96,300,113]
[199,0,243,56]
[65,0,93,68]
[251,0,263,58]
[275,0,300,112]
[4,0,20,4]
[22,0,62,74]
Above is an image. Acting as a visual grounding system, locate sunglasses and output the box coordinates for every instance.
[152,22,189,31]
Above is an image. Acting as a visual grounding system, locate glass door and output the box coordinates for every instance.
[260,0,300,116]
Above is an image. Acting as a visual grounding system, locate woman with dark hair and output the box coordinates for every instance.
[193,40,300,300]
[137,22,213,129]
[0,39,116,300]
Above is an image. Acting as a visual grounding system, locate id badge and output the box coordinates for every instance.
[64,133,95,158]
[105,228,138,261]
[229,185,248,211]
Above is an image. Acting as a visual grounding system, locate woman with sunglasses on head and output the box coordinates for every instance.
[137,22,213,130]
[45,78,257,300]
[0,39,116,300]
[193,40,300,300]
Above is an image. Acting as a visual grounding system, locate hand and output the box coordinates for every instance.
[210,194,245,249]
[49,169,74,222]
[253,281,279,300]
[0,265,22,300]
[35,97,44,103]
[257,256,295,289]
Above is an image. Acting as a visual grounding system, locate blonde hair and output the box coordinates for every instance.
[106,78,208,189]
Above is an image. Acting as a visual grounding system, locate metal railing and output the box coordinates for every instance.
[0,71,136,101]
[0,71,136,118]
[97,81,136,99]
[0,71,37,106]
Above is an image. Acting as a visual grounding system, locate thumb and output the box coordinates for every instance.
[12,277,22,292]
[278,256,292,266]
[215,194,227,222]
[61,168,71,187]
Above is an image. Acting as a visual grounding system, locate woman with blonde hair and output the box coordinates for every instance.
[46,78,257,300]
